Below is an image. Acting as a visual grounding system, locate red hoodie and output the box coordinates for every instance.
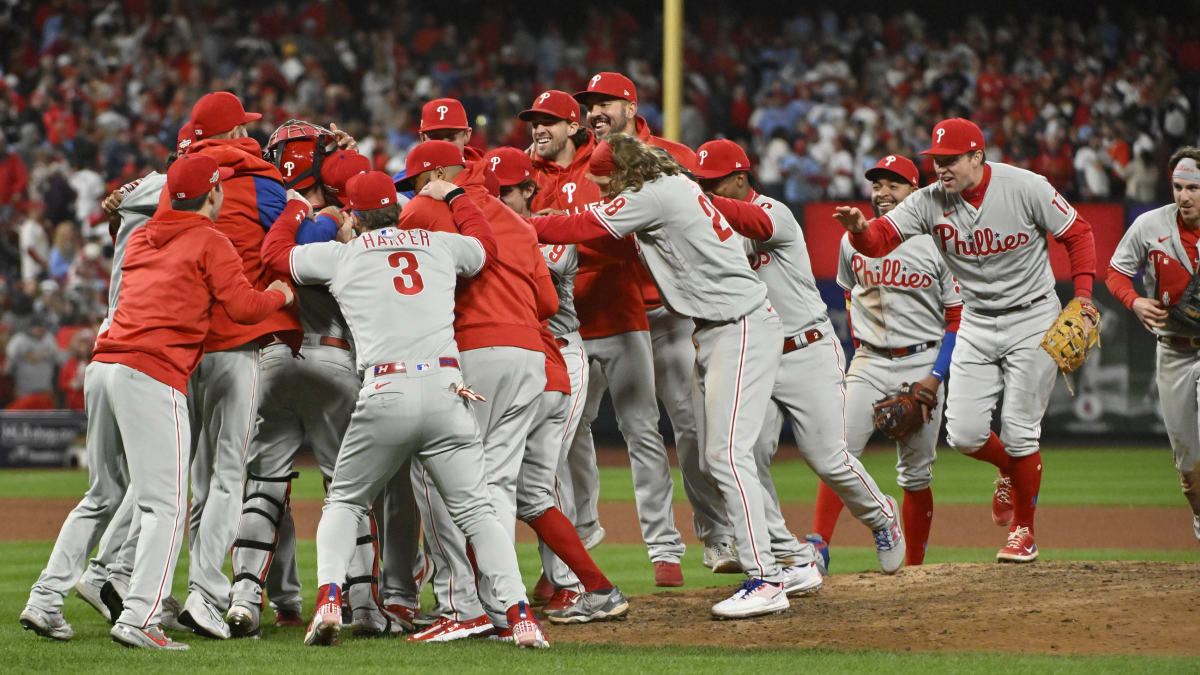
[530,133,648,338]
[397,162,555,352]
[160,137,301,351]
[93,210,288,392]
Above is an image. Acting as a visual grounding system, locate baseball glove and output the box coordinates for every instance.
[872,381,938,442]
[1168,272,1200,331]
[1040,298,1101,394]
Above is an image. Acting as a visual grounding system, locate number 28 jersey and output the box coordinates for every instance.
[591,174,768,322]
[288,227,485,371]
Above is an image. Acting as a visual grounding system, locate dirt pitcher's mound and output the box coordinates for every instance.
[550,561,1200,656]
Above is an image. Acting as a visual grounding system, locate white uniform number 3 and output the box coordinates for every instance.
[388,252,425,295]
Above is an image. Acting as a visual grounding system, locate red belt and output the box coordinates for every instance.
[1159,336,1200,350]
[783,329,824,354]
[372,357,460,377]
[312,336,351,351]
[860,340,937,359]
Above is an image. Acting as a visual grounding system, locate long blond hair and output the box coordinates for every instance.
[606,133,682,194]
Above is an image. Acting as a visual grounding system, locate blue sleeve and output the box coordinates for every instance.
[930,331,957,382]
[295,214,339,244]
[254,176,287,231]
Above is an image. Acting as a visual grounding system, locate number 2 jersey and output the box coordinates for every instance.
[287,226,486,370]
[591,173,768,322]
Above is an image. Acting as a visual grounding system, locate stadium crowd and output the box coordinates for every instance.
[0,1,1196,406]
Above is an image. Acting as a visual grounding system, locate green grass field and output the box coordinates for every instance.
[3,446,1198,673]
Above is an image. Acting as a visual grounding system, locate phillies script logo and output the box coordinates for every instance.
[852,254,933,289]
[932,224,1029,257]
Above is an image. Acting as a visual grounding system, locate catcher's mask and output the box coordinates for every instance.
[265,120,335,191]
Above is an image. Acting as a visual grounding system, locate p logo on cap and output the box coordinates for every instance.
[920,118,985,156]
[483,147,535,187]
[692,139,752,180]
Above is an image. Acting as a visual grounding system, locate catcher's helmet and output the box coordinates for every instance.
[265,120,334,190]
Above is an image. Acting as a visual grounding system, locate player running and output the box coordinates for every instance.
[833,118,1098,562]
[1107,146,1200,543]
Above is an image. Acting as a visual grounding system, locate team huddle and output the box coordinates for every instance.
[15,69,1198,652]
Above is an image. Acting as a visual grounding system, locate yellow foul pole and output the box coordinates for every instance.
[662,0,683,142]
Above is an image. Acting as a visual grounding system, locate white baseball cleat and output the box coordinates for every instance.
[178,591,231,639]
[873,496,906,574]
[780,562,823,597]
[579,525,606,550]
[19,605,74,641]
[711,578,789,619]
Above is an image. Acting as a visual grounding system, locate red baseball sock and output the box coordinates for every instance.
[966,431,1012,473]
[528,508,611,591]
[1007,451,1042,532]
[812,481,844,544]
[902,488,933,565]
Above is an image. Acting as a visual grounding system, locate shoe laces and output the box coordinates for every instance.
[873,525,897,551]
[1006,526,1030,547]
[736,578,768,598]
[994,477,1013,504]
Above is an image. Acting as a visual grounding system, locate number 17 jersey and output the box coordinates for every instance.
[288,226,485,371]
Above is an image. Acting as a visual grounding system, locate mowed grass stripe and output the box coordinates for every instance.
[0,447,1184,506]
[1,541,1196,673]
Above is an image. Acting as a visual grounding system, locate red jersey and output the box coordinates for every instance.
[397,162,555,352]
[530,133,648,338]
[93,210,288,392]
[540,325,570,394]
[160,137,300,351]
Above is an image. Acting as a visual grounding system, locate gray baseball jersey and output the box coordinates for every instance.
[592,174,768,320]
[741,191,831,336]
[1111,204,1200,337]
[100,172,166,335]
[837,233,962,347]
[288,227,485,368]
[880,161,1077,311]
[541,243,579,337]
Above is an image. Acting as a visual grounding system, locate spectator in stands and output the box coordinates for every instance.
[1074,133,1112,199]
[47,223,78,282]
[57,327,92,410]
[0,134,27,223]
[5,317,59,410]
[17,205,49,284]
[1120,149,1158,204]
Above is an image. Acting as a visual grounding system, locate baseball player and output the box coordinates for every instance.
[834,118,1098,562]
[698,139,905,574]
[522,89,688,586]
[814,154,963,566]
[419,98,486,162]
[394,141,554,640]
[574,75,735,572]
[260,170,549,649]
[172,92,308,639]
[1107,146,1200,543]
[24,126,192,634]
[22,154,294,649]
[486,146,630,623]
[533,134,818,620]
[227,124,404,637]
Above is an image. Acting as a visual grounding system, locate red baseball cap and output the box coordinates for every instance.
[321,150,372,201]
[345,171,399,211]
[484,147,534,187]
[865,154,920,188]
[176,121,195,154]
[190,92,261,140]
[420,98,469,132]
[396,140,467,191]
[693,139,752,179]
[588,140,616,177]
[166,154,234,201]
[574,72,638,105]
[518,90,581,123]
[920,118,985,156]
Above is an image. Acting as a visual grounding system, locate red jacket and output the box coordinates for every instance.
[397,162,555,352]
[93,210,288,392]
[540,325,569,395]
[160,137,301,351]
[0,152,28,207]
[530,133,648,338]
